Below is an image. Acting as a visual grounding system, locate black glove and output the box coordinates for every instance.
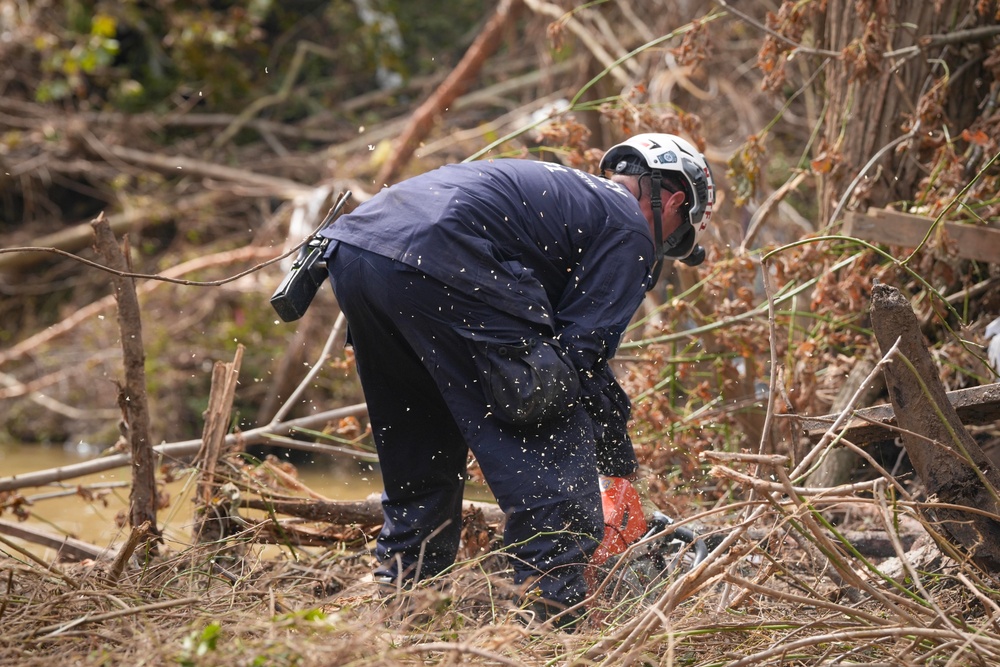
[580,364,638,478]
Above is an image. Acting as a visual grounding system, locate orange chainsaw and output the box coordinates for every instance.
[587,476,708,597]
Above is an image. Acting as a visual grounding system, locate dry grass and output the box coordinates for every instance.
[4,460,1000,667]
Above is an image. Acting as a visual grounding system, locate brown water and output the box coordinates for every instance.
[1,442,383,560]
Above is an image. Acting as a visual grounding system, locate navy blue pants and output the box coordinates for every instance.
[326,242,603,608]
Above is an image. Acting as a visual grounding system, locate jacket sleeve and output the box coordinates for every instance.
[554,224,651,478]
[554,226,652,368]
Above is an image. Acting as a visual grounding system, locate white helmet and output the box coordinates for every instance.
[599,133,715,271]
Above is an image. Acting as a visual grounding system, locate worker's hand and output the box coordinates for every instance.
[580,365,638,478]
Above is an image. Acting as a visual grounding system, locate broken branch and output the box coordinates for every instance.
[91,216,159,547]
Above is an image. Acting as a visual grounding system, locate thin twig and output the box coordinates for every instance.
[523,0,634,86]
[269,312,347,426]
[723,572,888,625]
[726,626,1000,667]
[0,533,80,590]
[710,465,887,497]
[756,259,780,460]
[395,641,525,667]
[19,596,201,641]
[828,126,919,228]
[712,0,841,57]
[789,337,902,482]
[24,482,128,503]
[621,252,864,349]
[874,484,965,637]
[0,240,290,288]
[740,171,809,253]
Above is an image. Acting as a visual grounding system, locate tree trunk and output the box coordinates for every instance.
[814,2,989,224]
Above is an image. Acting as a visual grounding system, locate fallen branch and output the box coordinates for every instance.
[0,530,82,590]
[241,492,915,558]
[210,41,342,149]
[241,494,505,526]
[0,519,105,563]
[15,595,201,642]
[0,245,279,369]
[0,403,368,493]
[327,61,573,164]
[257,459,333,501]
[23,482,128,503]
[251,520,366,547]
[0,191,215,274]
[0,354,117,401]
[800,382,1000,446]
[710,463,887,497]
[374,0,523,185]
[93,141,310,199]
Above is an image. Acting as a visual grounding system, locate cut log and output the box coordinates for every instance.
[870,283,1000,572]
[195,347,244,507]
[192,347,244,544]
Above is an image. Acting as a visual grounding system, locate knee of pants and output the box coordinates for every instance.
[506,498,602,555]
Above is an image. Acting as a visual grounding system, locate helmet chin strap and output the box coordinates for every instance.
[647,171,665,290]
[647,170,702,291]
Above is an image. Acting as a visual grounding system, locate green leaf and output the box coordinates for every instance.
[199,621,222,650]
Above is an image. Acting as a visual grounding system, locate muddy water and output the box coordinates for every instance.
[1,441,383,559]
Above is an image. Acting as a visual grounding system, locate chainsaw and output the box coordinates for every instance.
[586,476,709,600]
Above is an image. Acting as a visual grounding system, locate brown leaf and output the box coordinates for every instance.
[961,128,990,146]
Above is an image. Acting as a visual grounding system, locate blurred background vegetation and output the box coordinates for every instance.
[1,0,998,513]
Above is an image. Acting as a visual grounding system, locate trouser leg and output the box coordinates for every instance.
[470,409,603,609]
[327,244,467,580]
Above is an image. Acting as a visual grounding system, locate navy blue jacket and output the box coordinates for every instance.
[321,159,655,373]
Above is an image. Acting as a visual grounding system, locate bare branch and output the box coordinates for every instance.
[0,403,368,492]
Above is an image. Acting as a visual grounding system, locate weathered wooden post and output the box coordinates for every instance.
[871,283,1000,571]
